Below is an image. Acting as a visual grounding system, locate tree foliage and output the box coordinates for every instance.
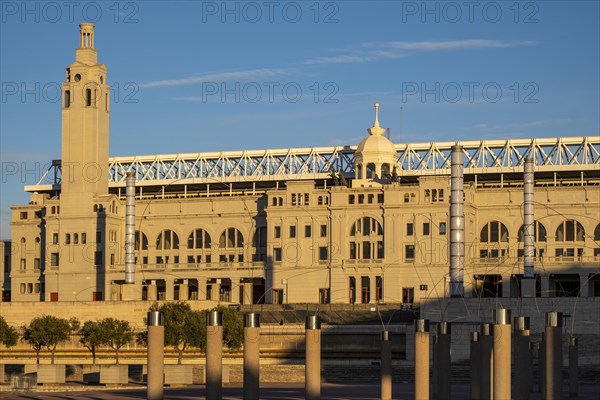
[22,315,71,364]
[99,318,133,364]
[79,320,106,364]
[216,306,243,351]
[0,316,18,348]
[149,301,205,363]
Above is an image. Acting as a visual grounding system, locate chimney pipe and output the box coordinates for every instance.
[449,145,464,297]
[124,171,135,284]
[522,157,535,297]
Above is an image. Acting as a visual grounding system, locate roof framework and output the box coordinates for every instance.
[26,136,600,192]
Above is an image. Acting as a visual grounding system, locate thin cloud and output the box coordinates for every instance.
[141,68,289,89]
[303,39,535,65]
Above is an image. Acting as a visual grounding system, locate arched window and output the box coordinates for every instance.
[349,217,384,260]
[187,229,212,265]
[480,221,509,243]
[156,230,179,250]
[155,230,179,266]
[555,220,585,242]
[595,224,600,241]
[381,163,390,177]
[356,164,362,179]
[366,163,376,179]
[518,221,547,242]
[219,228,244,263]
[479,221,509,259]
[135,231,148,250]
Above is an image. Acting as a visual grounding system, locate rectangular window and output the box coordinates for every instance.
[274,247,282,262]
[74,233,79,244]
[92,291,103,301]
[51,253,59,267]
[34,258,40,270]
[86,88,92,106]
[407,223,414,236]
[291,193,297,206]
[319,288,330,304]
[35,283,40,293]
[82,233,86,244]
[358,194,364,204]
[402,287,415,304]
[64,90,70,108]
[274,226,281,239]
[52,233,58,245]
[304,193,309,206]
[424,189,431,202]
[438,189,444,201]
[320,224,327,237]
[349,277,356,304]
[377,193,384,203]
[20,212,27,220]
[319,246,328,261]
[65,233,71,244]
[362,241,372,259]
[368,194,374,204]
[376,276,383,303]
[349,195,355,204]
[350,242,357,259]
[439,222,446,235]
[361,276,370,304]
[377,241,384,259]
[289,225,296,238]
[272,289,284,304]
[110,254,115,266]
[20,258,26,271]
[405,245,415,260]
[423,222,430,236]
[305,225,312,238]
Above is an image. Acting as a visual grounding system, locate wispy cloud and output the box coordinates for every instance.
[302,39,535,65]
[141,68,289,89]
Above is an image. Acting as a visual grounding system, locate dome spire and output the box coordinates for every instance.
[368,102,385,136]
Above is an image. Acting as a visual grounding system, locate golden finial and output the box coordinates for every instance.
[368,102,385,136]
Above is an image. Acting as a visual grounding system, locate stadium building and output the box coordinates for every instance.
[4,23,600,306]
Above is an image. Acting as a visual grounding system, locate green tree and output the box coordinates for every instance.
[99,318,133,364]
[149,302,205,364]
[0,316,19,348]
[215,306,243,351]
[22,315,71,364]
[79,320,106,365]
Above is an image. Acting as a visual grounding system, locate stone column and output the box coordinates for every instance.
[244,313,260,400]
[470,331,481,400]
[147,282,158,301]
[164,278,174,301]
[305,315,321,400]
[513,316,531,400]
[179,280,189,300]
[436,322,451,400]
[493,309,511,400]
[480,323,493,400]
[381,330,392,400]
[545,312,563,400]
[414,319,430,400]
[147,311,164,400]
[568,337,578,399]
[206,310,223,400]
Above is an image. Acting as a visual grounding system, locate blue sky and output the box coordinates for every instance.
[1,0,599,239]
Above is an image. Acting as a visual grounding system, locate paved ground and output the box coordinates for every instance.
[2,383,600,399]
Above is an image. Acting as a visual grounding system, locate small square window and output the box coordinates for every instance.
[20,212,27,220]
[405,245,415,260]
[319,247,328,261]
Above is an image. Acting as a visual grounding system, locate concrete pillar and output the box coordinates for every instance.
[540,335,546,398]
[179,281,189,300]
[230,282,240,304]
[470,332,481,400]
[493,309,511,400]
[480,323,493,400]
[147,311,164,400]
[541,276,550,297]
[147,283,158,301]
[414,319,430,400]
[381,330,392,400]
[545,312,563,400]
[513,316,531,400]
[579,275,588,297]
[164,278,174,301]
[212,280,221,301]
[436,322,451,400]
[370,276,376,304]
[243,281,253,304]
[244,313,260,400]
[305,315,321,400]
[206,310,223,400]
[568,337,578,399]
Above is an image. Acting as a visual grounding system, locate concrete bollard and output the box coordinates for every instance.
[493,309,511,400]
[545,312,562,400]
[436,322,451,400]
[414,319,430,400]
[305,315,321,400]
[568,337,578,399]
[206,310,223,400]
[513,316,531,400]
[470,331,481,400]
[243,313,260,400]
[147,311,164,400]
[381,330,392,400]
[480,323,493,400]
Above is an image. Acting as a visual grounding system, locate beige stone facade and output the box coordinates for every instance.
[6,24,600,306]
